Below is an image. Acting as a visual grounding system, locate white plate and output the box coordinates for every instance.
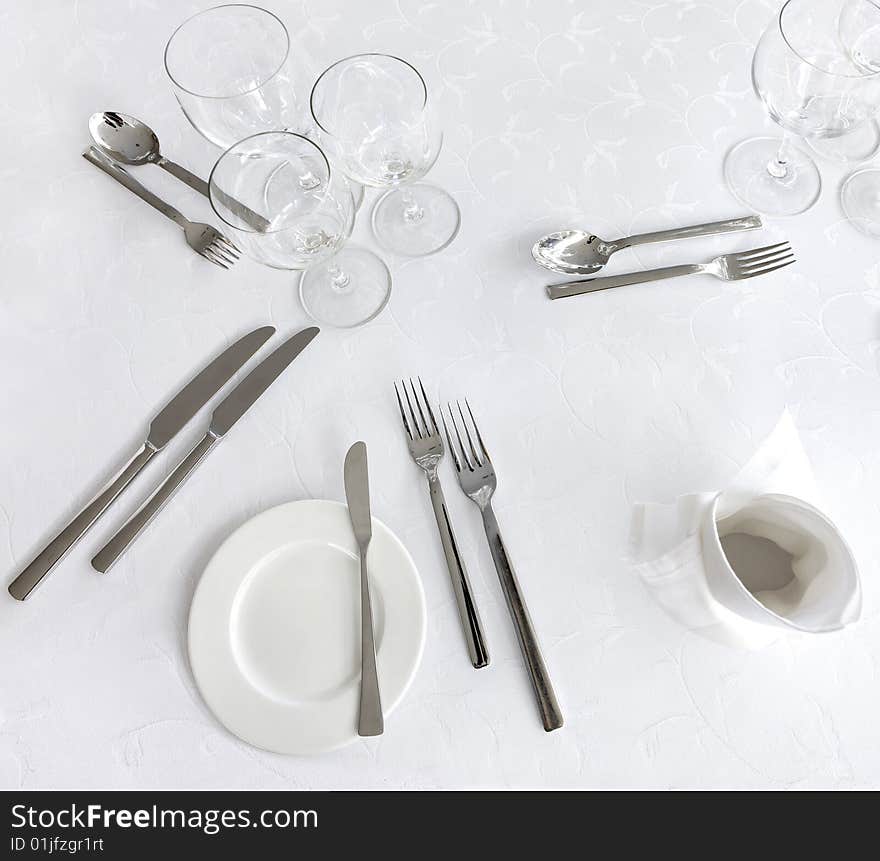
[188,500,426,755]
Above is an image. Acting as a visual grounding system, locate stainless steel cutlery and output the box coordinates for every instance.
[443,401,563,732]
[547,241,795,300]
[90,111,211,197]
[344,441,384,737]
[91,327,320,572]
[533,214,763,276]
[395,379,489,669]
[8,327,275,600]
[89,112,270,232]
[82,146,240,268]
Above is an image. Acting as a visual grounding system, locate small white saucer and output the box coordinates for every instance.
[188,500,426,755]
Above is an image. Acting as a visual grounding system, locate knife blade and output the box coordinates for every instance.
[344,441,383,736]
[148,327,275,447]
[344,441,373,545]
[91,326,319,572]
[8,326,275,601]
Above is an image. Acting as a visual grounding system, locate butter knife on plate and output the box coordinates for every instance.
[8,326,275,601]
[91,326,320,572]
[344,441,383,737]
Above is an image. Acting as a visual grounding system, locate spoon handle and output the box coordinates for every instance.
[157,157,210,196]
[82,147,187,228]
[157,156,271,232]
[614,215,762,251]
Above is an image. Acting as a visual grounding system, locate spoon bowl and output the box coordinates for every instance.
[88,110,216,202]
[532,230,616,276]
[89,112,162,166]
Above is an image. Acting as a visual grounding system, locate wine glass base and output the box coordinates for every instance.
[298,246,392,328]
[371,184,461,256]
[724,136,821,216]
[841,168,880,237]
[807,121,880,164]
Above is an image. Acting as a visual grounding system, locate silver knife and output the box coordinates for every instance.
[344,441,383,737]
[91,326,320,572]
[8,326,275,601]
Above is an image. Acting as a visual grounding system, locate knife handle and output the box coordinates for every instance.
[91,432,218,572]
[358,547,384,737]
[8,443,157,600]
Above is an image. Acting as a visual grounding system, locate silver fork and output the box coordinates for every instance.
[395,379,489,669]
[547,241,795,299]
[83,146,239,269]
[443,401,563,732]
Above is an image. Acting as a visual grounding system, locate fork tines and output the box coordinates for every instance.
[201,234,240,269]
[394,377,439,440]
[442,400,489,473]
[730,241,794,279]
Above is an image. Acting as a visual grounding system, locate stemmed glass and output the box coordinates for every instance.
[165,5,315,149]
[725,0,880,216]
[808,0,880,163]
[838,1,880,234]
[311,54,461,256]
[209,132,391,327]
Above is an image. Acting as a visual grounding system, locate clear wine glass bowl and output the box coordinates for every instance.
[835,0,880,235]
[165,4,314,149]
[209,132,391,328]
[209,131,345,269]
[311,53,460,257]
[724,0,880,216]
[809,0,880,163]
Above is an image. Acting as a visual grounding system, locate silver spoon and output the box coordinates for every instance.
[89,111,209,195]
[532,215,763,276]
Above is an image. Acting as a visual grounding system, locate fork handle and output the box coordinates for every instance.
[427,475,490,669]
[83,147,187,228]
[547,263,703,300]
[481,504,563,732]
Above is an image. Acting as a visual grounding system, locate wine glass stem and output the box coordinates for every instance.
[327,263,350,290]
[767,133,794,179]
[401,188,425,224]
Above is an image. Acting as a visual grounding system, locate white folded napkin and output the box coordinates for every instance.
[630,412,861,646]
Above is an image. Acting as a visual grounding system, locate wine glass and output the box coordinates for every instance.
[839,1,880,234]
[165,5,315,149]
[310,53,461,256]
[725,0,880,216]
[808,0,880,163]
[209,132,391,328]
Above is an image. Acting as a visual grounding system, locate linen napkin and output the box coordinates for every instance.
[630,412,861,646]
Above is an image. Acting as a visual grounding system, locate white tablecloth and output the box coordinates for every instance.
[2,0,879,789]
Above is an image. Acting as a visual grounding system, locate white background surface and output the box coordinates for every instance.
[2,0,879,789]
